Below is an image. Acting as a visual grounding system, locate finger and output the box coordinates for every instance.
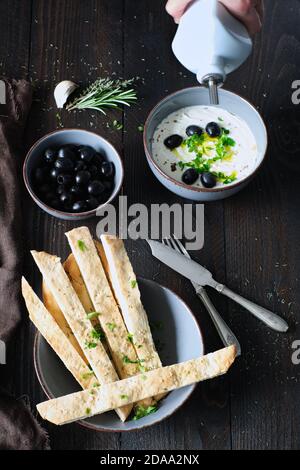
[165,0,194,21]
[242,7,262,34]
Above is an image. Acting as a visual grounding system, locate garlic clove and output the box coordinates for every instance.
[54,80,79,108]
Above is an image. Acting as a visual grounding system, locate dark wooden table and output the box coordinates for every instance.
[1,0,300,450]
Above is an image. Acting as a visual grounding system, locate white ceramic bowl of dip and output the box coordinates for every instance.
[144,87,267,201]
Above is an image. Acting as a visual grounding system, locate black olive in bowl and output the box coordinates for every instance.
[23,129,124,220]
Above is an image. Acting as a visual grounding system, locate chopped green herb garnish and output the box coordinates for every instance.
[86,311,101,320]
[78,240,87,252]
[92,382,100,388]
[113,119,123,130]
[122,355,145,365]
[212,171,237,184]
[130,279,137,288]
[127,333,134,343]
[56,112,63,128]
[133,405,158,421]
[91,325,105,341]
[120,394,129,400]
[85,408,91,415]
[84,340,98,349]
[106,322,117,332]
[178,127,237,184]
[81,371,94,380]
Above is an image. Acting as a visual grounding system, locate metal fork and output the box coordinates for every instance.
[163,236,241,356]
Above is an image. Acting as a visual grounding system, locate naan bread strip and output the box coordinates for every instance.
[99,236,163,406]
[100,235,161,369]
[21,277,95,390]
[31,250,132,422]
[37,345,236,425]
[94,241,157,409]
[63,253,94,313]
[42,280,87,363]
[66,227,140,380]
[43,253,110,359]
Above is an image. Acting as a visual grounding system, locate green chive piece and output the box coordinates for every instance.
[106,322,117,332]
[86,311,101,320]
[127,333,134,343]
[133,405,158,421]
[91,325,105,341]
[81,371,94,380]
[78,240,87,252]
[122,355,145,365]
[84,341,98,349]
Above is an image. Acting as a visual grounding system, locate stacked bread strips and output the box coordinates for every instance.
[65,227,160,410]
[30,250,131,421]
[66,228,141,378]
[23,227,237,426]
[22,277,96,389]
[37,345,236,425]
[42,253,111,360]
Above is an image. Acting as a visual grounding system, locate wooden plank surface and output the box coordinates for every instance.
[0,0,299,450]
[225,0,300,450]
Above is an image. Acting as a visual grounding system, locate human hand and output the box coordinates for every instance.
[165,0,264,35]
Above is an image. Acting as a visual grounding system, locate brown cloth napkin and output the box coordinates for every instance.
[0,391,49,450]
[0,79,32,342]
[0,79,49,450]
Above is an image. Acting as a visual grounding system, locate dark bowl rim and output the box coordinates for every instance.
[23,128,124,218]
[33,276,205,433]
[143,86,268,193]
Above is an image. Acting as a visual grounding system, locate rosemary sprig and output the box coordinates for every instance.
[66,78,137,115]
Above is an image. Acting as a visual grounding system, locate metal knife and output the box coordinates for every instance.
[146,240,289,333]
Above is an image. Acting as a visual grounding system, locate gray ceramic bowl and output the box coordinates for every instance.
[144,86,268,201]
[23,129,124,220]
[34,277,204,432]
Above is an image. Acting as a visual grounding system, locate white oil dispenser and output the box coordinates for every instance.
[172,0,253,104]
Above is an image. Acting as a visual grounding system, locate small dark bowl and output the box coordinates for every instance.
[23,129,124,220]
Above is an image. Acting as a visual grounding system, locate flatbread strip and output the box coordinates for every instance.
[100,235,161,369]
[66,227,140,380]
[31,250,131,422]
[99,235,163,405]
[21,277,95,390]
[37,345,236,425]
[42,253,110,363]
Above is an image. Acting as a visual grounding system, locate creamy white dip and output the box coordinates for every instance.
[152,106,258,188]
